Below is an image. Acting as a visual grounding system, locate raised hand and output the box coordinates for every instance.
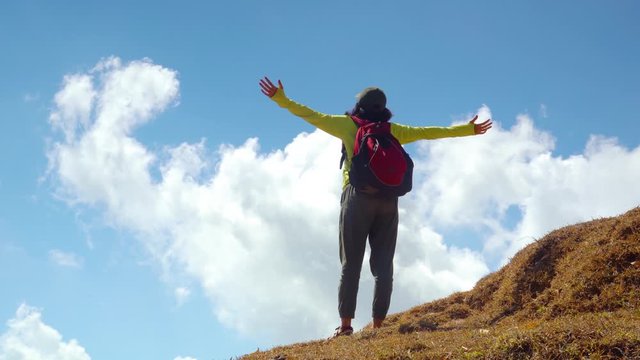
[259,77,284,98]
[469,115,492,135]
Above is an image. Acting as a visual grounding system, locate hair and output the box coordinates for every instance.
[346,104,393,122]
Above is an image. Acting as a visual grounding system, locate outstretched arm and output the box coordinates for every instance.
[392,114,492,144]
[258,76,353,139]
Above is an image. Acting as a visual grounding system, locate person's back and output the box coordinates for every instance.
[347,114,413,197]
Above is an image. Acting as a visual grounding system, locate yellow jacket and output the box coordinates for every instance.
[271,89,476,189]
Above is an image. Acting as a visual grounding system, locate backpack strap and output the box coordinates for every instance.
[339,116,368,169]
[352,115,373,128]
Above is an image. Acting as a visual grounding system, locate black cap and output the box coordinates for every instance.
[356,87,386,112]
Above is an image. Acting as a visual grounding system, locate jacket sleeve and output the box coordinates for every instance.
[391,122,476,144]
[270,90,354,139]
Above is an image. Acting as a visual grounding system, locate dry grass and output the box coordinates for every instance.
[241,207,640,360]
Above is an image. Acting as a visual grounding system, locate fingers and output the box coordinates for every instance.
[477,120,492,128]
[259,76,279,97]
[476,126,491,134]
[259,80,272,95]
[472,118,493,135]
[259,84,272,96]
[262,77,275,88]
[475,120,492,134]
[468,115,493,134]
[259,77,274,91]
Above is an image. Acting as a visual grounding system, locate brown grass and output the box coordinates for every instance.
[241,207,640,359]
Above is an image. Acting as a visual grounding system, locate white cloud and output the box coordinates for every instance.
[49,74,96,143]
[45,57,640,345]
[48,250,83,268]
[415,113,640,263]
[0,304,91,360]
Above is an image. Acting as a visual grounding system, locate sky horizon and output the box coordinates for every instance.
[1,1,639,359]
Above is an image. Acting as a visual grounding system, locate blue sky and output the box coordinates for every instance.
[1,1,639,359]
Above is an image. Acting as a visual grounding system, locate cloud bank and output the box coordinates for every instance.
[46,57,640,344]
[0,305,91,360]
[415,113,640,263]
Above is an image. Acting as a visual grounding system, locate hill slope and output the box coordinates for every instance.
[242,207,640,359]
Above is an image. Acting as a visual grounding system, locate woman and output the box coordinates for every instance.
[259,77,492,337]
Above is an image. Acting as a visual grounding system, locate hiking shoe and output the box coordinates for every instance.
[332,326,353,338]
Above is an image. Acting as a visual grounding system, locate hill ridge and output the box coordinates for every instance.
[243,207,640,359]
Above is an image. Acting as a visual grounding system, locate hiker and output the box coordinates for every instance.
[259,77,492,337]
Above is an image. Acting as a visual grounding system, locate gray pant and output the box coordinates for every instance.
[338,184,399,320]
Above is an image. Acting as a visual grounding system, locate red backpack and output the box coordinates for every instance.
[342,116,413,196]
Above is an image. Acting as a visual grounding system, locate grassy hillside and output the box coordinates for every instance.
[242,207,640,359]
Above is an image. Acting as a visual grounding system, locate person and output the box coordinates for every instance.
[259,77,492,337]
